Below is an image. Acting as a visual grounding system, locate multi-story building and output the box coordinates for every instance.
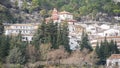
[4,23,39,42]
[45,8,76,24]
[45,8,85,50]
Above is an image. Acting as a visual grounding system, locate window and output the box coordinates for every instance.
[115,62,118,66]
[16,30,18,32]
[26,37,28,40]
[32,37,33,40]
[23,31,25,33]
[22,37,25,39]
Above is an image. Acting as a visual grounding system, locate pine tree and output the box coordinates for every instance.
[22,0,28,9]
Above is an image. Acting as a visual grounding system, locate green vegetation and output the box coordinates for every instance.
[80,31,93,52]
[0,0,120,67]
[0,5,14,23]
[0,21,119,67]
[32,21,70,52]
[95,37,119,65]
[7,33,27,64]
[28,0,120,19]
[0,33,27,64]
[0,35,10,62]
[0,0,120,23]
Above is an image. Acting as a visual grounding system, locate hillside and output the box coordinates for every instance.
[0,0,120,23]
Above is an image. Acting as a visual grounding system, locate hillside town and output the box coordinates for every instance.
[4,8,120,49]
[2,8,120,67]
[1,0,120,67]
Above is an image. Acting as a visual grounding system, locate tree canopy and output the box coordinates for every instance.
[32,21,71,52]
[95,38,119,65]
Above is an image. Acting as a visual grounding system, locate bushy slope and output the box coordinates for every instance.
[0,0,120,23]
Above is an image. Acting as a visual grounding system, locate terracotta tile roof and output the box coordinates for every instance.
[97,36,120,39]
[12,24,33,26]
[108,54,120,59]
[59,11,71,15]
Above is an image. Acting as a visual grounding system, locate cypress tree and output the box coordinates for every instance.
[61,22,71,52]
[95,42,99,55]
[96,38,120,65]
[109,40,115,55]
[98,41,106,64]
[80,31,93,52]
[47,22,58,49]
[103,37,109,58]
[114,41,119,54]
[32,21,70,52]
[56,24,62,48]
[32,22,47,49]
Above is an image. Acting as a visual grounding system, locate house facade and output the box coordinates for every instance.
[107,54,120,68]
[45,8,76,24]
[4,23,39,42]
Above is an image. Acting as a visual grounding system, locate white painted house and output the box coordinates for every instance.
[100,24,110,30]
[68,23,85,50]
[4,23,39,42]
[98,29,119,37]
[59,11,73,21]
[107,54,120,68]
[46,8,76,24]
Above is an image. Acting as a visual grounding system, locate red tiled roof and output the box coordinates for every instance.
[108,54,120,59]
[59,11,71,15]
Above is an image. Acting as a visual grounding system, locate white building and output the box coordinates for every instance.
[59,11,73,21]
[45,8,82,50]
[98,29,119,37]
[69,23,85,50]
[46,8,75,24]
[86,25,97,34]
[107,54,120,68]
[4,23,39,42]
